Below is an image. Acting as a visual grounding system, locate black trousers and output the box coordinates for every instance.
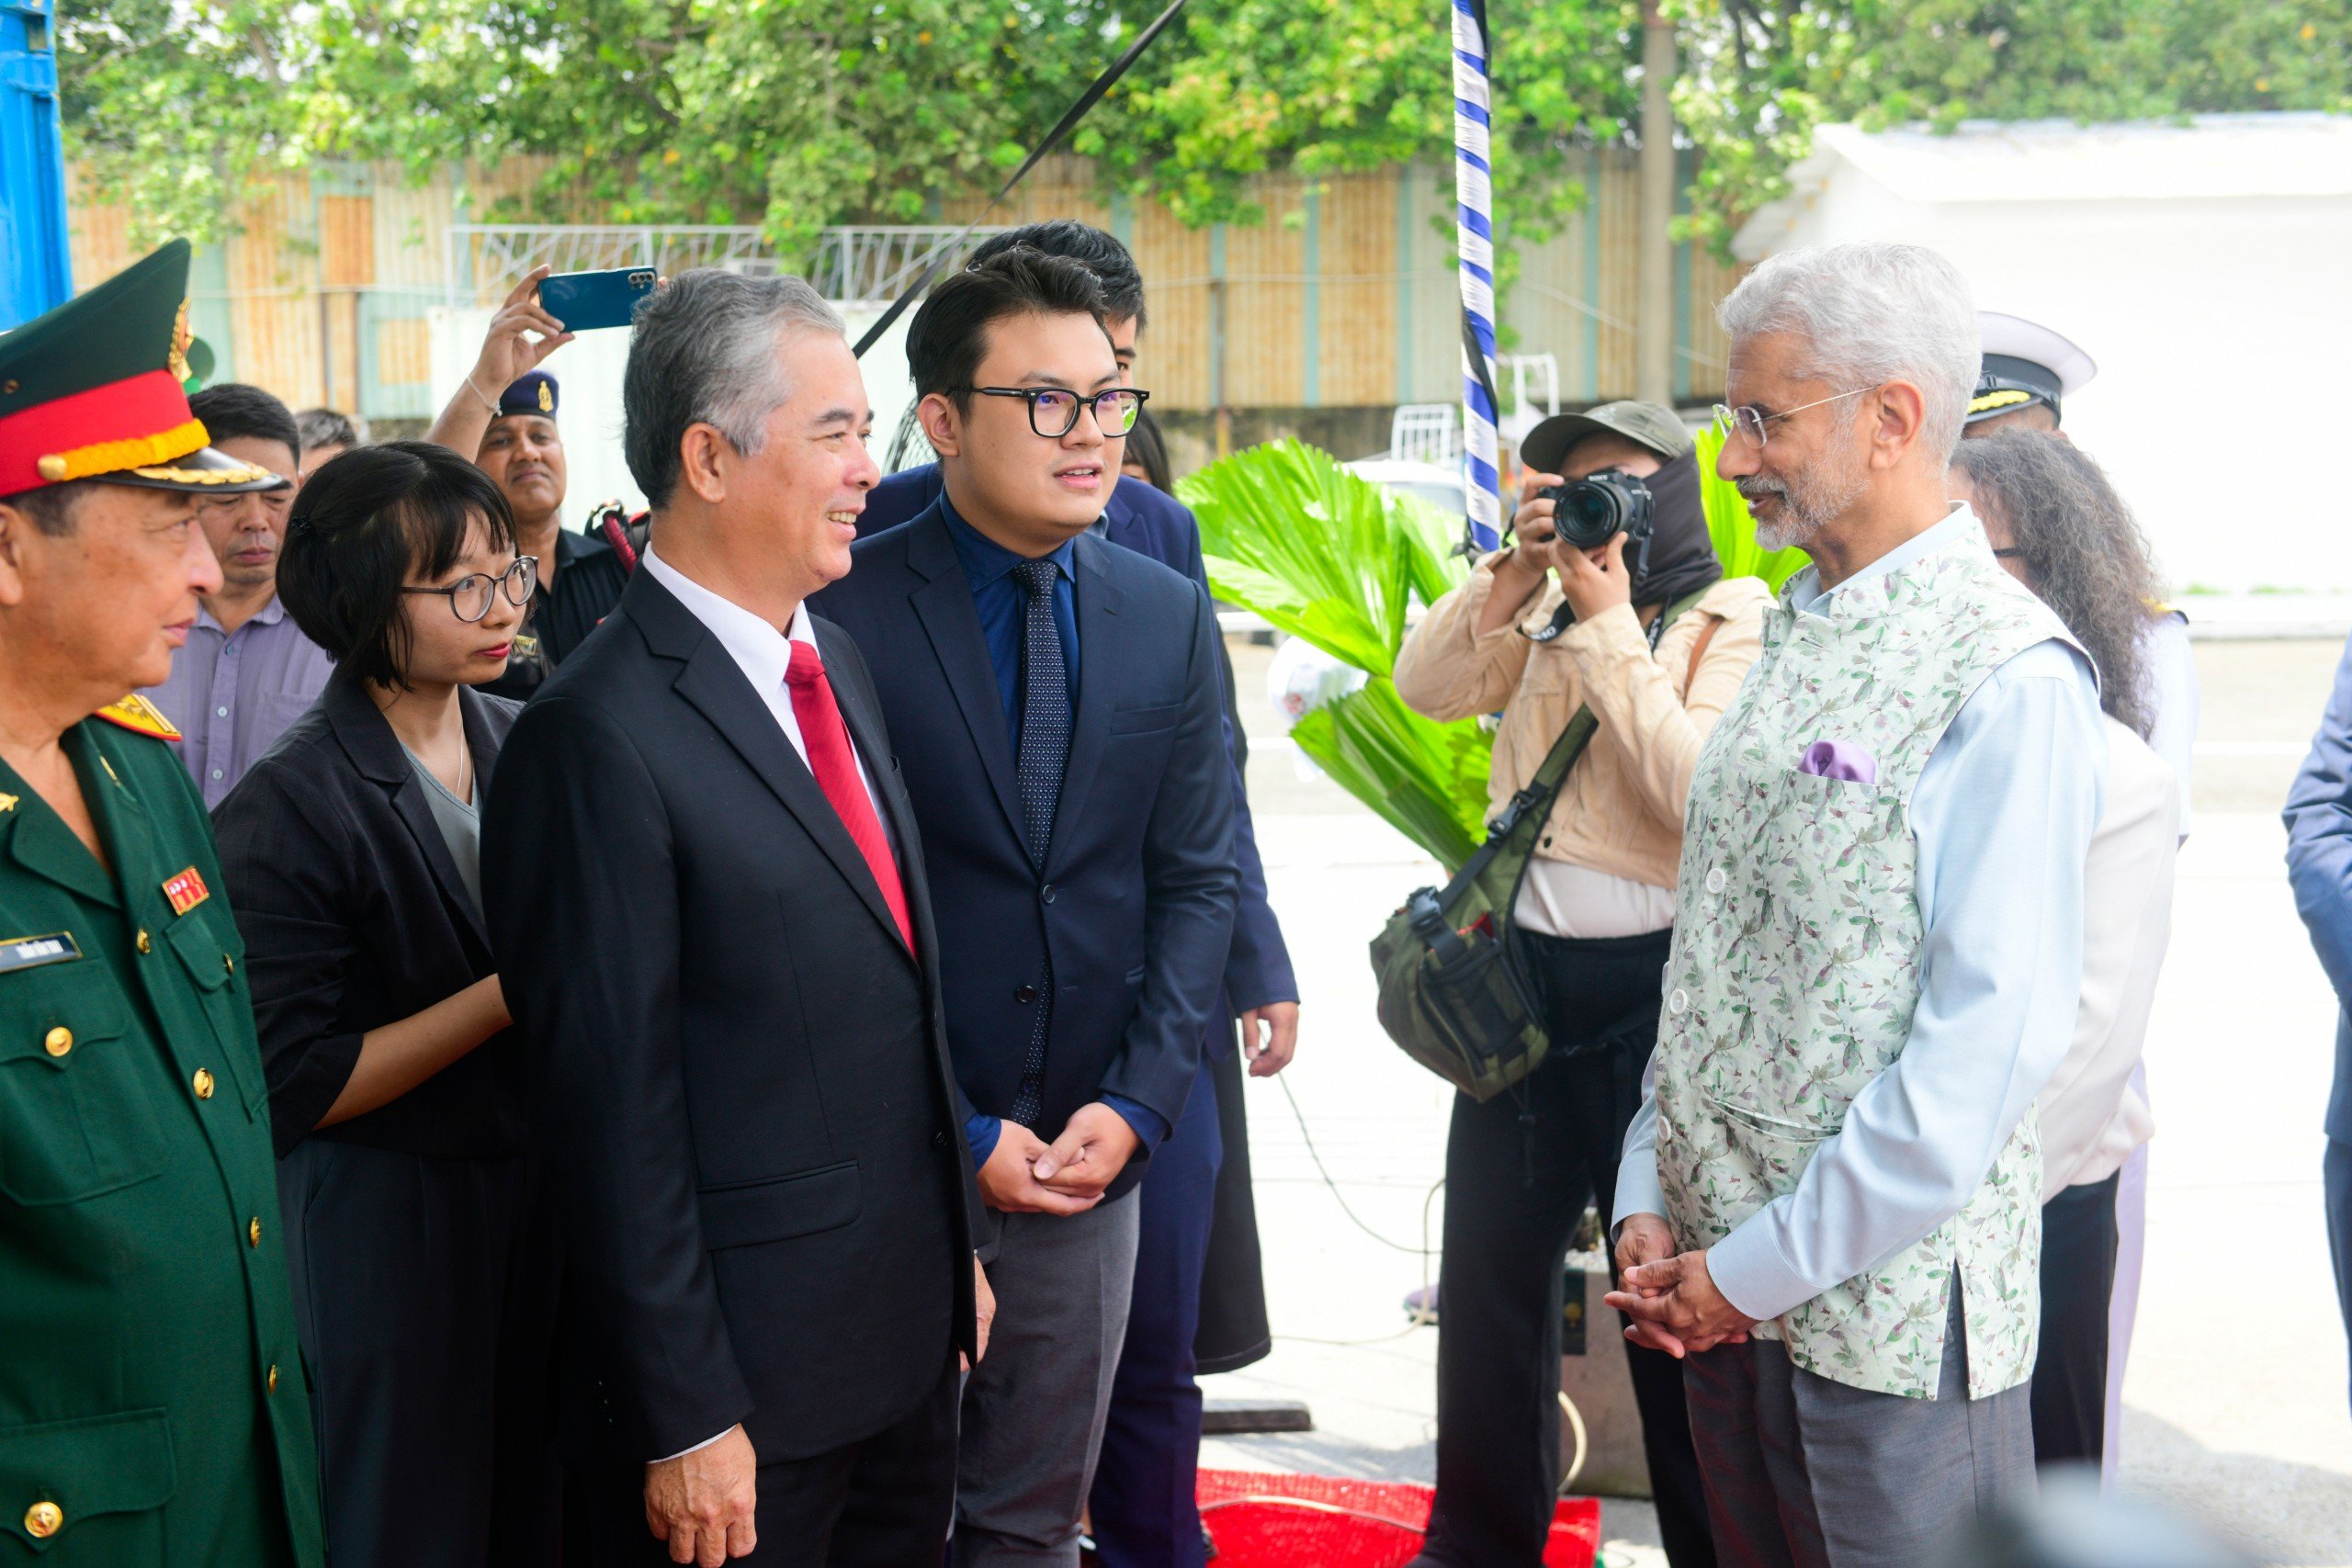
[277,1137,562,1568]
[1417,928,1716,1568]
[1196,1037,1272,1374]
[575,1352,959,1567]
[2031,1173,2120,1469]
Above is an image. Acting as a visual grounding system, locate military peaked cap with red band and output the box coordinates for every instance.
[0,239,286,497]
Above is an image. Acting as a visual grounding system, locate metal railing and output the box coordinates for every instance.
[1388,403,1461,466]
[808,225,1012,305]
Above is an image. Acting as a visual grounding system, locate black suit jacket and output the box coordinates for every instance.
[213,671,525,1161]
[811,503,1238,1197]
[482,570,977,1467]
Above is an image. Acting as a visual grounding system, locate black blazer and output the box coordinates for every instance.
[481,570,978,1468]
[810,502,1238,1195]
[214,671,523,1161]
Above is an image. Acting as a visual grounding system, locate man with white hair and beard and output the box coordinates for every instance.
[1604,242,2106,1566]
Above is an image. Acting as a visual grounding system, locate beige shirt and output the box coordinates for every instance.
[2039,716,2178,1199]
[1393,556,1771,894]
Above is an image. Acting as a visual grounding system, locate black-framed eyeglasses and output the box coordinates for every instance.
[962,386,1149,439]
[401,557,538,623]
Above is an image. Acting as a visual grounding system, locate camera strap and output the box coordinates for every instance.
[1522,594,1673,649]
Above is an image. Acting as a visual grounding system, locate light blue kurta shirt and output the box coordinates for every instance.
[1615,506,2108,1323]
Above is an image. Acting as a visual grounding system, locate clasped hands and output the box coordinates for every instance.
[977,1101,1139,1215]
[1602,1212,1757,1359]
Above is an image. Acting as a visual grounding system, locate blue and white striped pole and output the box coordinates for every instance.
[1452,0,1503,553]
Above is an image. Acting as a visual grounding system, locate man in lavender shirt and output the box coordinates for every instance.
[140,382,334,805]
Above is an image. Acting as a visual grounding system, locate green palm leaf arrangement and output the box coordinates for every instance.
[1289,682,1492,869]
[1183,438,1461,677]
[1182,440,1491,866]
[1182,432,1799,870]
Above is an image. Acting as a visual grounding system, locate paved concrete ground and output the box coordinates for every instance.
[1196,637,2352,1567]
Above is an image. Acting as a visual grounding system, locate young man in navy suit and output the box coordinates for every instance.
[813,250,1238,1566]
[864,220,1298,1568]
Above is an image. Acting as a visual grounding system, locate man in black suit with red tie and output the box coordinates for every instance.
[482,270,985,1567]
[812,250,1237,1565]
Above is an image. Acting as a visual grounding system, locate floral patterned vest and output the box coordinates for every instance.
[1653,517,2074,1400]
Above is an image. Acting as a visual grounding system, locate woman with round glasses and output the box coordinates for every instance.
[212,440,559,1566]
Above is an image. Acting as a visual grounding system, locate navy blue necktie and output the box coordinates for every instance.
[1009,558,1070,1126]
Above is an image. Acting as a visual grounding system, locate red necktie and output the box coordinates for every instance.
[784,640,914,951]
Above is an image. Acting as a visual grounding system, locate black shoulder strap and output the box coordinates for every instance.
[1425,585,1714,908]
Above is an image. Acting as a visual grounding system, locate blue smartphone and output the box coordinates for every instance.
[538,268,658,332]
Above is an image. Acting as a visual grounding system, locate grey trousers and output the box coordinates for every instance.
[1680,1283,2035,1568]
[954,1190,1143,1567]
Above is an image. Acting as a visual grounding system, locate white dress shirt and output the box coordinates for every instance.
[2037,716,2177,1199]
[1614,509,2108,1321]
[639,546,891,840]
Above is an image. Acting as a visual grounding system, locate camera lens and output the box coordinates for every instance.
[1556,485,1621,548]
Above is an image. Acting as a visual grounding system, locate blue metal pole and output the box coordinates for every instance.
[0,0,73,327]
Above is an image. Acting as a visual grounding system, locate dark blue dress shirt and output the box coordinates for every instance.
[937,491,1170,1166]
[938,493,1080,747]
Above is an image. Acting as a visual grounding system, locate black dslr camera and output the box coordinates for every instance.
[1518,468,1659,644]
[1538,468,1655,552]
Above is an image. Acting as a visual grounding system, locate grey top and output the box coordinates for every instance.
[401,744,483,919]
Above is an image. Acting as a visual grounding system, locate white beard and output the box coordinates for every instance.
[1755,513,1822,553]
[1744,434,1868,554]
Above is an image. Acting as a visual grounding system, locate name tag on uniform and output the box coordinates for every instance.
[162,867,210,917]
[0,932,82,975]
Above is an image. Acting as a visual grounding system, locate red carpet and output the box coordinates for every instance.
[1196,1469,1601,1568]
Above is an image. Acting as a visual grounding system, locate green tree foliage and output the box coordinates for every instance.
[59,0,1111,249]
[59,0,510,243]
[476,0,1106,250]
[1088,0,1645,262]
[59,0,2352,254]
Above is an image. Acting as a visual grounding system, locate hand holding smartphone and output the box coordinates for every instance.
[537,268,660,333]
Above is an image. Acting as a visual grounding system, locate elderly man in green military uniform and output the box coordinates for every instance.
[0,240,326,1564]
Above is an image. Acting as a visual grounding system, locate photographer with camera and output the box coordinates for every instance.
[1394,401,1768,1568]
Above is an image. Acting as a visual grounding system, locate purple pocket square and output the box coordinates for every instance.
[1800,739,1877,784]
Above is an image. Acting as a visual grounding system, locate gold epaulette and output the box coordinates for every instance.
[92,694,181,741]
